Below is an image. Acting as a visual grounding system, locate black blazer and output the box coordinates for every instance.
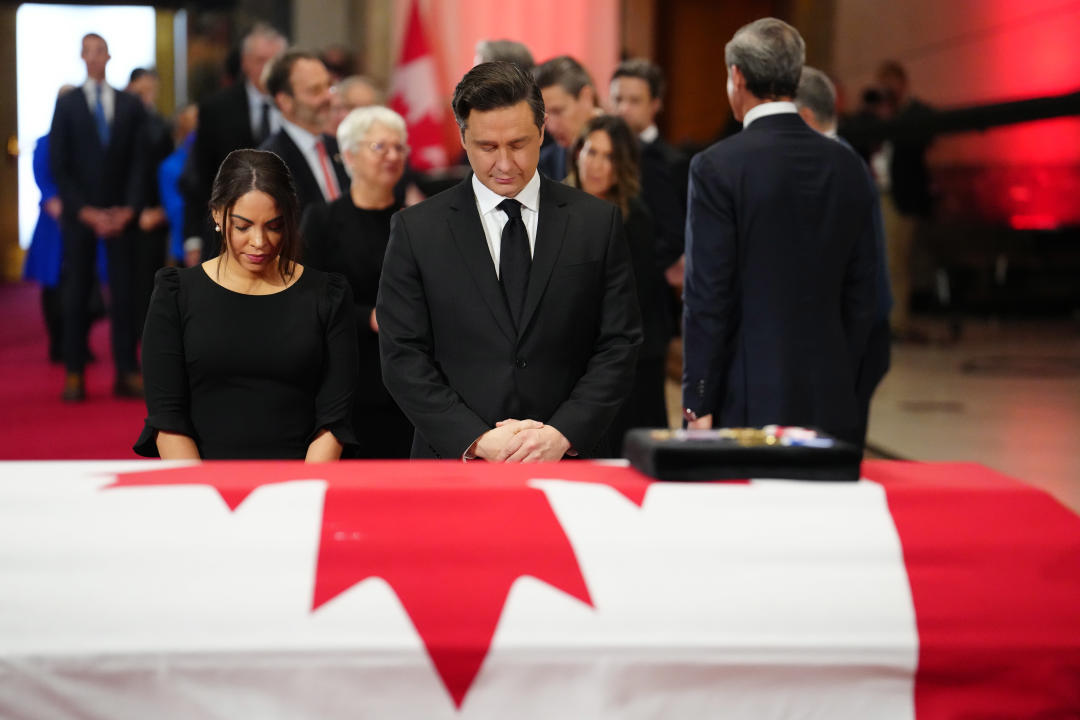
[260,129,349,217]
[377,176,643,459]
[682,113,879,443]
[639,137,689,270]
[50,85,146,222]
[181,82,256,244]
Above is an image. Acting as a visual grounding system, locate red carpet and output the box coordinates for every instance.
[0,282,146,459]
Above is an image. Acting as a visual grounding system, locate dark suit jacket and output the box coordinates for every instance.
[639,137,688,270]
[260,129,349,217]
[682,112,879,443]
[181,82,256,251]
[377,176,643,459]
[50,85,146,222]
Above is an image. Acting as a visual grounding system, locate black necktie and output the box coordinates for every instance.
[498,198,530,327]
[257,101,271,144]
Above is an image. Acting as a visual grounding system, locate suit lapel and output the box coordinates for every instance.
[447,180,516,343]
[518,178,567,335]
[276,131,321,205]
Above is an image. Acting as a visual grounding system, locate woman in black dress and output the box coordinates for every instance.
[300,106,413,458]
[566,115,671,449]
[135,149,358,461]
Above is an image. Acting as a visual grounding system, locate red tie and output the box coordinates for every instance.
[315,139,340,201]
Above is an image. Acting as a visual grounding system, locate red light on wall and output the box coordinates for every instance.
[1009,213,1059,230]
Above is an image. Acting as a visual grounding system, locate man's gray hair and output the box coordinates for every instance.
[475,39,535,71]
[242,22,286,56]
[724,17,805,100]
[795,66,837,127]
[336,75,383,105]
[337,105,408,171]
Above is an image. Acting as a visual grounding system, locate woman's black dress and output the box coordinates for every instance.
[133,265,359,459]
[301,197,414,458]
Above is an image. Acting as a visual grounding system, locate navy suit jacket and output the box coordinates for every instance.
[377,176,643,459]
[50,85,146,223]
[260,129,350,217]
[682,112,879,443]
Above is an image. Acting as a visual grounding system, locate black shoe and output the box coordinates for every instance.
[113,373,144,399]
[61,373,86,402]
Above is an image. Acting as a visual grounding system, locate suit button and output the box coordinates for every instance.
[515,358,527,369]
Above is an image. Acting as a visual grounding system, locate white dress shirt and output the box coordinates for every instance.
[742,100,798,129]
[82,80,115,125]
[472,170,541,279]
[280,118,340,201]
[639,124,660,143]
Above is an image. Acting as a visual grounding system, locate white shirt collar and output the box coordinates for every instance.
[245,80,270,110]
[639,125,659,143]
[742,100,798,129]
[280,117,320,152]
[472,169,541,216]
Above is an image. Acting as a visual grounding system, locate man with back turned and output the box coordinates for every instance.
[682,19,879,445]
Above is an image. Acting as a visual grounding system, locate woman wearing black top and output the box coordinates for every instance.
[134,149,358,461]
[567,115,671,449]
[300,106,413,458]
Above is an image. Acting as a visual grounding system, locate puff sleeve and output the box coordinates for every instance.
[309,271,359,450]
[133,267,196,457]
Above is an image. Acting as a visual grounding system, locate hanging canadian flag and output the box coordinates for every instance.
[388,0,449,171]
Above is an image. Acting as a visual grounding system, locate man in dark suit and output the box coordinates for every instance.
[50,32,147,401]
[259,50,349,217]
[533,56,598,181]
[682,18,879,445]
[377,62,642,461]
[182,23,286,263]
[610,58,688,282]
[797,66,892,446]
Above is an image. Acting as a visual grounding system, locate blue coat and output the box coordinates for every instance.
[22,135,62,287]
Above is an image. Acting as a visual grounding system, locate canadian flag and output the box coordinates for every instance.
[388,0,449,172]
[0,460,1078,718]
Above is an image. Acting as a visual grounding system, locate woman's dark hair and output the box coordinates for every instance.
[209,149,300,282]
[566,114,641,218]
[451,61,545,135]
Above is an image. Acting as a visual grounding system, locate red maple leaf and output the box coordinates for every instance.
[105,461,650,707]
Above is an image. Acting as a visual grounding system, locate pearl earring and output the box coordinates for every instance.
[215,224,221,232]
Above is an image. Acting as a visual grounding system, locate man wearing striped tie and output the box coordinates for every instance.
[50,32,147,402]
[259,50,349,217]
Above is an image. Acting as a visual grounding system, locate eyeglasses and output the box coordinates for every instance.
[366,141,410,157]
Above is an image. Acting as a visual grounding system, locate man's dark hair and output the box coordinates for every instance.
[476,39,535,71]
[128,67,157,85]
[452,61,545,135]
[611,58,666,100]
[724,18,805,100]
[876,60,907,85]
[264,49,320,99]
[533,55,594,97]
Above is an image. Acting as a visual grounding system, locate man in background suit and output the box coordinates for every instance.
[50,32,147,402]
[260,50,349,217]
[377,61,642,461]
[182,23,286,263]
[797,66,892,446]
[126,68,173,342]
[610,58,688,285]
[533,56,598,181]
[682,18,879,446]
